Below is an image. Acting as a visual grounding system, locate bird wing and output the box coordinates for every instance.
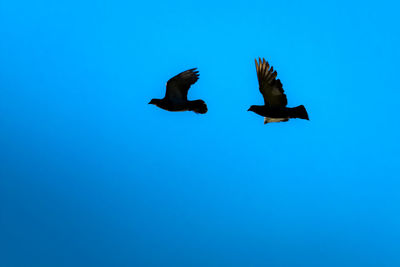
[165,68,199,101]
[255,58,287,108]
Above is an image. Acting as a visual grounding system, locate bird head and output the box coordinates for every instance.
[148,99,160,105]
[247,105,266,117]
[247,105,257,113]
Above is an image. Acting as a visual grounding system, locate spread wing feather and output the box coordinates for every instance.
[255,58,287,108]
[165,68,199,101]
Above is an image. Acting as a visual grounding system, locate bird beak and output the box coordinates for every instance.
[247,108,251,111]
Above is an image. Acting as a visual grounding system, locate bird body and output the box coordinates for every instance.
[149,68,207,114]
[248,58,309,124]
[248,105,308,124]
[149,99,207,113]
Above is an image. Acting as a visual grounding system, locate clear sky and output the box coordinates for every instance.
[1,0,400,266]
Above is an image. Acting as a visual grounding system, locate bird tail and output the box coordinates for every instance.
[188,100,208,114]
[289,105,309,120]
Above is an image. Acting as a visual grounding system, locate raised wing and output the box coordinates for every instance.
[165,68,199,101]
[255,58,287,108]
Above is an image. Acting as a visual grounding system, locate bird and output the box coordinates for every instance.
[248,58,309,124]
[149,68,208,114]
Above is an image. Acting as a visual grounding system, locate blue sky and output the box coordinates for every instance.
[1,0,400,266]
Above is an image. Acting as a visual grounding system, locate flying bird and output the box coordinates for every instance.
[248,58,309,124]
[149,68,207,114]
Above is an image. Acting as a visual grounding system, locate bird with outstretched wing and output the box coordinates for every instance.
[248,57,309,124]
[149,68,207,114]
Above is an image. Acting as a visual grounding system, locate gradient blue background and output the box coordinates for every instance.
[1,0,400,266]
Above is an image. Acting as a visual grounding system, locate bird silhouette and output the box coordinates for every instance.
[149,68,207,114]
[248,58,309,124]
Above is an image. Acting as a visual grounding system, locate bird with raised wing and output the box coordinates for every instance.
[149,68,207,114]
[248,58,309,124]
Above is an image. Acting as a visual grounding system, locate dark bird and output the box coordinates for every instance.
[248,58,309,124]
[149,68,207,114]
